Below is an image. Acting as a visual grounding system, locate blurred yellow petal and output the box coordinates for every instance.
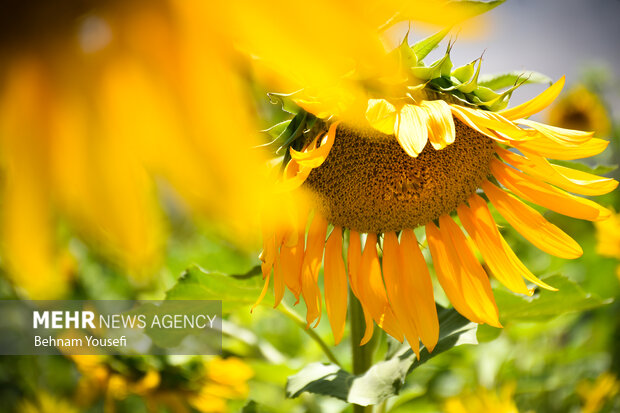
[366,98,397,134]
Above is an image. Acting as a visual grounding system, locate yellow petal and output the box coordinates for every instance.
[449,104,505,142]
[382,232,420,357]
[499,76,565,120]
[496,147,618,196]
[438,215,501,327]
[421,100,456,150]
[395,104,429,157]
[289,121,339,168]
[278,159,313,192]
[324,226,348,345]
[366,99,396,135]
[359,233,403,342]
[400,230,439,352]
[451,105,530,140]
[482,180,583,259]
[459,194,552,294]
[517,118,593,145]
[511,136,609,160]
[490,159,611,221]
[300,213,328,327]
[426,222,484,325]
[347,230,375,345]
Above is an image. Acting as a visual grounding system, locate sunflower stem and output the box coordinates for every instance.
[277,302,342,367]
[350,290,378,413]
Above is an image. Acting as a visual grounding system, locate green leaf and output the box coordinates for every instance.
[495,274,610,324]
[241,401,259,413]
[550,160,617,176]
[447,0,506,20]
[478,70,552,90]
[166,265,271,313]
[412,28,450,62]
[286,306,477,406]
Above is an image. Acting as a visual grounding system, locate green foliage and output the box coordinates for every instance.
[286,306,477,405]
[494,274,609,324]
[166,265,271,313]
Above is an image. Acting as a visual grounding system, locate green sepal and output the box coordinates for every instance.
[451,59,477,83]
[410,48,452,81]
[262,119,291,140]
[399,32,418,68]
[455,58,482,93]
[267,91,302,114]
[412,28,451,61]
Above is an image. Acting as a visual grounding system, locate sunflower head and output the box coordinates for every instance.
[547,84,611,137]
[257,30,618,357]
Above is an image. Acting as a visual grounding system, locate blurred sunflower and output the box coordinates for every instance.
[547,85,611,137]
[256,32,618,356]
[443,384,520,413]
[577,372,620,413]
[71,355,253,413]
[17,392,79,413]
[0,0,494,298]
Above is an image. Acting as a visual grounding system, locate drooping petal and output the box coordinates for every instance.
[395,103,429,157]
[324,226,348,345]
[280,240,303,301]
[280,204,308,301]
[347,230,375,345]
[490,159,611,221]
[421,100,455,150]
[459,194,554,293]
[426,221,486,325]
[300,213,328,327]
[482,180,583,259]
[382,232,420,357]
[496,146,618,197]
[498,76,565,120]
[510,136,608,160]
[359,233,404,341]
[273,253,285,307]
[366,99,397,135]
[438,215,501,327]
[400,229,439,352]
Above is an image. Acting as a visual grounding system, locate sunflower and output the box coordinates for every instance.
[442,384,520,413]
[547,85,611,137]
[0,0,493,298]
[256,33,618,357]
[71,355,253,413]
